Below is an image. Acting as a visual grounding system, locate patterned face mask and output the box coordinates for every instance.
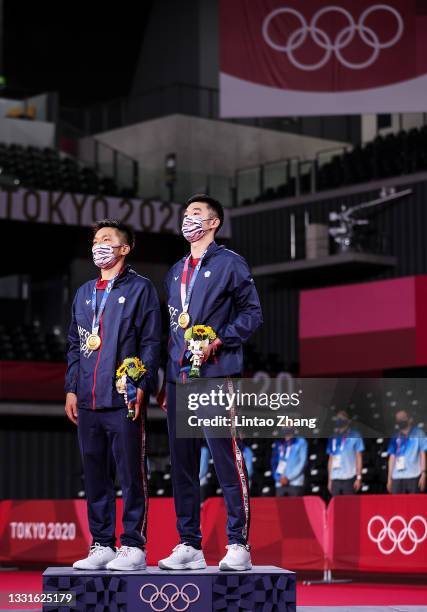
[92,243,122,269]
[181,215,213,243]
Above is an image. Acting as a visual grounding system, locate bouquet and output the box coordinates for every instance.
[115,357,147,418]
[184,325,217,378]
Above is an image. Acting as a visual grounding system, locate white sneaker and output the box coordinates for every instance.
[106,545,147,570]
[73,543,116,570]
[158,543,207,570]
[219,544,252,571]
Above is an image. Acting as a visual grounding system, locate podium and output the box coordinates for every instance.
[43,565,296,611]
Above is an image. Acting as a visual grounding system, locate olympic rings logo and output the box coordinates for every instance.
[139,583,201,612]
[367,515,427,555]
[262,4,404,70]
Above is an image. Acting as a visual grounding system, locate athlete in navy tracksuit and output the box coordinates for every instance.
[159,194,263,572]
[65,219,161,571]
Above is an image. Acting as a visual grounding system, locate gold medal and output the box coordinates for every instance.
[178,311,191,329]
[86,333,101,351]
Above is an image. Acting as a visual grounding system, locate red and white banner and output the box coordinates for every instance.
[0,188,232,238]
[0,500,90,564]
[202,496,327,570]
[327,495,427,573]
[0,499,178,565]
[2,496,426,573]
[220,0,427,116]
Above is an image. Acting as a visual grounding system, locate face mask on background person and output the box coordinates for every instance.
[282,427,294,437]
[181,215,214,243]
[92,243,122,269]
[335,417,349,429]
[396,419,409,430]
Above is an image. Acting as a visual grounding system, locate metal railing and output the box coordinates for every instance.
[236,156,303,204]
[58,120,139,195]
[235,144,357,206]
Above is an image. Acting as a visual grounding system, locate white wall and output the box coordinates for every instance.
[79,114,349,203]
[87,114,348,175]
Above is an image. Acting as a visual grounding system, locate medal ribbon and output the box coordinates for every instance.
[332,434,347,454]
[180,250,207,315]
[91,270,121,335]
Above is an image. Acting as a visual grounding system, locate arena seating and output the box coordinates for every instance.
[0,142,134,197]
[0,321,65,362]
[40,432,399,501]
[0,319,414,501]
[0,314,417,502]
[195,437,392,502]
[242,126,427,206]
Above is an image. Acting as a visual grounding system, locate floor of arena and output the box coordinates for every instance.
[1,570,426,611]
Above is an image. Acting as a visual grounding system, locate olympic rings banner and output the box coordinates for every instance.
[219,0,427,116]
[327,495,427,573]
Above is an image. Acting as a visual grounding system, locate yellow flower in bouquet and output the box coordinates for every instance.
[116,357,146,381]
[186,325,217,341]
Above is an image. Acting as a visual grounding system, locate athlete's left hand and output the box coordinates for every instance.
[419,472,426,492]
[128,388,144,421]
[202,338,223,362]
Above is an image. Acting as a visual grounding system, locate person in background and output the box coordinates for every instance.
[199,443,254,502]
[242,443,254,488]
[387,409,427,494]
[327,409,364,496]
[199,444,211,502]
[271,430,307,496]
[199,444,211,487]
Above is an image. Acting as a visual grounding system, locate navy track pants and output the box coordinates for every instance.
[77,406,148,549]
[166,381,250,548]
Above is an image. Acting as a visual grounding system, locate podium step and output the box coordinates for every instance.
[43,565,296,611]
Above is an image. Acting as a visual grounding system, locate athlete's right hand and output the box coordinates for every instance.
[65,392,78,425]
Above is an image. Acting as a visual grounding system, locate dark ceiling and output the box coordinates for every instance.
[3,0,154,106]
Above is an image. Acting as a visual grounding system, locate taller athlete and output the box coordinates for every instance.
[159,194,263,571]
[65,219,161,571]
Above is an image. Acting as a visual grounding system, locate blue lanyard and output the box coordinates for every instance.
[332,434,347,454]
[91,272,120,334]
[396,434,409,456]
[280,440,293,460]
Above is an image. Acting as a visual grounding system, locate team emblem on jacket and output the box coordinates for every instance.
[118,296,126,303]
[204,270,211,277]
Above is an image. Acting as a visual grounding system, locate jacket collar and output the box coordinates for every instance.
[181,240,224,263]
[95,263,131,288]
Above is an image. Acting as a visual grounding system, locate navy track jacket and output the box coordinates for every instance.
[65,264,161,409]
[165,241,263,381]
